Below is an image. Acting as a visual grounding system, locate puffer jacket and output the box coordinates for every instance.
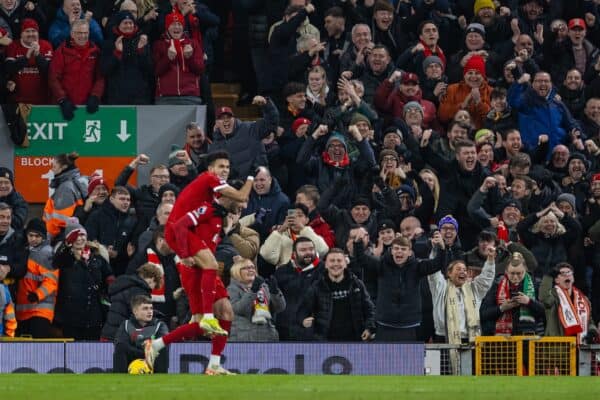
[48,40,105,104]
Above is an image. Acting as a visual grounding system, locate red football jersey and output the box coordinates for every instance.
[168,171,228,224]
[5,39,53,104]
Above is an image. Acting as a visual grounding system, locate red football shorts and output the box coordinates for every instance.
[165,222,210,258]
[176,263,228,314]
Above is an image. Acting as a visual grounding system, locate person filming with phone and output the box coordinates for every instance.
[259,204,329,268]
[480,252,545,336]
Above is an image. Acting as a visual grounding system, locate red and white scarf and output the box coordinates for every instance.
[147,249,166,303]
[419,39,446,68]
[321,151,350,168]
[293,257,320,273]
[556,285,590,343]
[495,274,535,335]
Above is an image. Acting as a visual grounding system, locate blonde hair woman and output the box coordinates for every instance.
[227,258,285,342]
[306,65,331,106]
[419,168,440,212]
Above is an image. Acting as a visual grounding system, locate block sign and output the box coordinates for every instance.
[14,106,137,203]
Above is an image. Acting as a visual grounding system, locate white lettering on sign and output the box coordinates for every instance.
[116,120,131,142]
[84,120,102,143]
[41,169,55,198]
[28,122,67,140]
[20,157,53,167]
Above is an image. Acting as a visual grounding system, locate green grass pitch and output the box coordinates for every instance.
[1,375,599,400]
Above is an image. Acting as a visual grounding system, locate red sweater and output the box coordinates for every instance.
[5,39,53,104]
[374,79,438,128]
[48,41,105,104]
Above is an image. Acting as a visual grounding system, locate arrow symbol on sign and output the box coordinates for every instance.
[116,120,131,142]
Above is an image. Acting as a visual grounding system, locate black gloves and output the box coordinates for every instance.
[59,98,76,121]
[251,276,265,292]
[255,208,268,225]
[86,95,100,114]
[27,291,39,303]
[267,275,279,293]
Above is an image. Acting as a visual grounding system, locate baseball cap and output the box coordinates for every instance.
[568,18,586,30]
[401,72,419,85]
[216,106,234,118]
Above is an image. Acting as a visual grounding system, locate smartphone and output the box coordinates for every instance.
[287,209,296,217]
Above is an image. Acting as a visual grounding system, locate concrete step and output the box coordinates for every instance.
[211,82,241,95]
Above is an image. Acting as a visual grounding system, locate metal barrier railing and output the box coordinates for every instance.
[577,344,600,376]
[475,336,577,376]
[424,343,473,375]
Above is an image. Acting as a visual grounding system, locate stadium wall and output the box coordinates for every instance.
[0,342,424,375]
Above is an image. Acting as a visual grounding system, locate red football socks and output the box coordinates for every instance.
[211,319,231,356]
[200,269,217,314]
[162,322,204,345]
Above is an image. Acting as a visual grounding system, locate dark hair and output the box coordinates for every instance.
[110,185,130,198]
[371,44,390,56]
[447,120,471,135]
[55,151,79,168]
[512,175,534,190]
[293,236,315,252]
[325,6,344,18]
[284,4,304,16]
[478,230,497,243]
[207,151,230,166]
[283,81,306,99]
[0,202,12,213]
[490,87,507,100]
[501,128,520,141]
[229,179,245,190]
[418,20,438,35]
[152,225,166,243]
[551,262,574,279]
[293,203,309,218]
[324,247,346,261]
[130,294,153,309]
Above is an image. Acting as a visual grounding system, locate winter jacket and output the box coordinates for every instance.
[101,31,153,104]
[0,1,46,39]
[438,81,492,129]
[0,189,28,231]
[356,244,443,327]
[508,82,580,157]
[260,226,329,267]
[43,168,88,238]
[243,178,290,240]
[209,99,279,179]
[114,316,168,366]
[153,35,204,98]
[53,243,114,329]
[463,242,538,276]
[85,200,137,276]
[299,270,375,341]
[0,284,15,337]
[350,61,395,106]
[273,260,323,340]
[227,279,285,342]
[374,79,437,128]
[436,161,489,250]
[48,9,104,48]
[100,274,151,340]
[517,213,581,278]
[480,273,545,335]
[16,241,58,323]
[317,202,379,252]
[228,224,261,263]
[0,227,27,298]
[308,211,336,248]
[115,166,160,238]
[296,135,376,198]
[48,40,105,104]
[539,274,597,339]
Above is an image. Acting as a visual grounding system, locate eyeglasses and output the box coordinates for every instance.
[382,156,397,162]
[559,270,573,276]
[241,265,256,271]
[151,175,170,179]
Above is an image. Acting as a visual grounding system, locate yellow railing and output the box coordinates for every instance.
[475,336,577,376]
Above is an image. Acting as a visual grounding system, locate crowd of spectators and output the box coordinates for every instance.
[1,0,600,349]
